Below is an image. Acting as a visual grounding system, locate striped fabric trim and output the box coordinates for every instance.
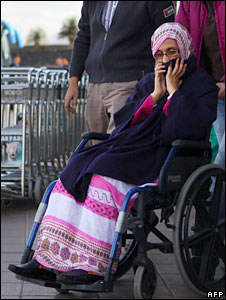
[151,22,193,59]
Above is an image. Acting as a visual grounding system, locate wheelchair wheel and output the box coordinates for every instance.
[173,164,225,296]
[55,288,70,294]
[113,231,137,280]
[113,210,157,280]
[134,264,157,299]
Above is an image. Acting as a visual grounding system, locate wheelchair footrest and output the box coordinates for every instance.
[15,274,61,288]
[16,274,114,293]
[61,279,114,292]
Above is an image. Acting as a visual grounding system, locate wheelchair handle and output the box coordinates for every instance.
[81,131,110,141]
[172,139,211,151]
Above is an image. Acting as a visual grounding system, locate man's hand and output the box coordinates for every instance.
[64,76,79,115]
[166,58,187,95]
[216,82,225,100]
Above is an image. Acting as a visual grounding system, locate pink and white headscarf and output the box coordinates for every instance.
[151,22,194,60]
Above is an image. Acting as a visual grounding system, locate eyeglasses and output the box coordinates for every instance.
[154,48,180,60]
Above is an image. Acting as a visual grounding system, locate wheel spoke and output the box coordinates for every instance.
[214,233,225,263]
[216,218,225,230]
[186,228,213,248]
[199,236,216,282]
[194,200,214,229]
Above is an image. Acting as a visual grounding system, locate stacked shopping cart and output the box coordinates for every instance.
[1,67,88,205]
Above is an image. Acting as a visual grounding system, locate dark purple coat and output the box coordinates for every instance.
[60,56,218,202]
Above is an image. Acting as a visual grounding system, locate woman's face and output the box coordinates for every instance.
[154,39,181,63]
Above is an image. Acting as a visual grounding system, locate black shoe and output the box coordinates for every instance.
[56,269,103,285]
[8,259,56,282]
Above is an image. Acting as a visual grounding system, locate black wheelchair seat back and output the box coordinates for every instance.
[164,151,210,192]
[158,139,212,196]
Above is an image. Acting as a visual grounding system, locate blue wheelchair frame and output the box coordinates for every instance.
[20,132,152,291]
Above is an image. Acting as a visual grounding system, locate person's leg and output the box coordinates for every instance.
[32,175,137,278]
[209,125,219,162]
[102,81,138,134]
[9,176,125,279]
[213,99,225,244]
[213,99,225,152]
[192,100,225,275]
[214,132,225,166]
[85,83,109,134]
[206,100,225,271]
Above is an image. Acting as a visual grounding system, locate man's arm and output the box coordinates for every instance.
[175,1,191,32]
[148,1,175,29]
[69,1,91,78]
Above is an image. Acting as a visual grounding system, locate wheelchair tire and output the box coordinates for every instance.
[134,265,157,299]
[113,234,138,280]
[173,164,225,296]
[55,288,70,294]
[113,210,157,280]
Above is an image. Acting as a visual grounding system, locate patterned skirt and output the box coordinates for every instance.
[33,174,138,276]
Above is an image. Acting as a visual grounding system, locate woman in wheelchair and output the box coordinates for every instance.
[8,23,218,285]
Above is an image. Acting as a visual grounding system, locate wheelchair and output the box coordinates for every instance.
[15,132,225,299]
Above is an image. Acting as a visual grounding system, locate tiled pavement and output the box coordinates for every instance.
[1,199,225,299]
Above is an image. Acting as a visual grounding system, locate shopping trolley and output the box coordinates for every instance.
[1,67,88,205]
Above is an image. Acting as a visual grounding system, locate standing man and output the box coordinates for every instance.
[176,1,225,165]
[65,1,175,136]
[176,1,225,275]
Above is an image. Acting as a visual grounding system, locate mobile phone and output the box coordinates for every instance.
[162,58,187,76]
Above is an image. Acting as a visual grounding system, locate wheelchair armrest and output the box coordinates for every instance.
[172,139,211,151]
[158,139,212,196]
[81,131,110,141]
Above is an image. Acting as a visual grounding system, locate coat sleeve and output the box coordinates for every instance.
[69,1,91,78]
[175,2,191,32]
[160,70,218,145]
[148,1,175,28]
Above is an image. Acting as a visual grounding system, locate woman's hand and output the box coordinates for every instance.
[216,82,225,100]
[166,58,187,95]
[151,63,166,105]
